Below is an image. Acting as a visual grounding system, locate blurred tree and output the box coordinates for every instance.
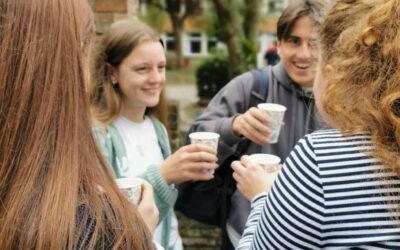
[141,0,203,68]
[211,0,262,78]
[196,50,230,102]
[138,3,167,31]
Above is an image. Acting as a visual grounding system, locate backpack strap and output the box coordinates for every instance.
[250,67,270,107]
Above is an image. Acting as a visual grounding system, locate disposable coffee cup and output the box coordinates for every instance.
[189,132,220,174]
[115,177,143,205]
[248,154,281,173]
[189,132,219,151]
[257,103,287,144]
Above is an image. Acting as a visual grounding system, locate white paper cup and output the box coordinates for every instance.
[189,132,219,174]
[189,132,219,151]
[257,103,287,144]
[248,154,281,173]
[115,177,143,205]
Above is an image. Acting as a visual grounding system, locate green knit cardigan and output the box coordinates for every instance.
[93,116,178,249]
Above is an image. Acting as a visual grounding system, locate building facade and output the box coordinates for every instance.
[89,0,139,34]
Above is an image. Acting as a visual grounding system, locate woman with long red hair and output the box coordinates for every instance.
[0,0,158,249]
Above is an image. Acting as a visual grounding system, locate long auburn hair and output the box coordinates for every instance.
[89,18,168,126]
[0,0,153,249]
[319,0,400,193]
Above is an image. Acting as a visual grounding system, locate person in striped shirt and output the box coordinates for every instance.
[232,0,400,249]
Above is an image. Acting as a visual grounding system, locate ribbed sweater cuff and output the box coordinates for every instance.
[144,164,178,206]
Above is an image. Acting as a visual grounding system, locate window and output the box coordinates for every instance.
[189,32,202,54]
[166,33,175,51]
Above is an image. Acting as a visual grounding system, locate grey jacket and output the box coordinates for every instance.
[190,62,326,235]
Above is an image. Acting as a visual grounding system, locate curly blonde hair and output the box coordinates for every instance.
[319,0,400,174]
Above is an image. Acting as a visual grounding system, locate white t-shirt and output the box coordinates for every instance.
[113,116,164,176]
[113,116,182,250]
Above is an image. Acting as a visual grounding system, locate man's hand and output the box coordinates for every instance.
[232,107,272,145]
[160,144,218,184]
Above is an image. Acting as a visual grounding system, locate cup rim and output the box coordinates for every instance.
[248,153,281,165]
[189,132,220,140]
[115,177,142,189]
[257,103,287,112]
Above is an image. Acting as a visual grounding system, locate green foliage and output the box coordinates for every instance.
[138,4,168,32]
[211,1,243,41]
[203,5,218,36]
[241,38,258,70]
[195,51,230,100]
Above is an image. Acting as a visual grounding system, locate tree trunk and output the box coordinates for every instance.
[170,15,183,68]
[243,0,261,41]
[211,0,245,78]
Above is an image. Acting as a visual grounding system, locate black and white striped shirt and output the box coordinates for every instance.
[237,129,400,249]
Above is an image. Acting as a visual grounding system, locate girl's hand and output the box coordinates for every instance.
[137,180,159,234]
[231,156,280,201]
[160,144,218,184]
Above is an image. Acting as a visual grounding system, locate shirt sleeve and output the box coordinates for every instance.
[236,135,325,249]
[236,193,268,249]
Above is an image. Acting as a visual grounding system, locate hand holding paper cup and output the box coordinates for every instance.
[257,103,287,144]
[248,153,281,187]
[189,132,219,174]
[189,132,219,151]
[115,177,143,205]
[231,154,281,200]
[248,154,281,173]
